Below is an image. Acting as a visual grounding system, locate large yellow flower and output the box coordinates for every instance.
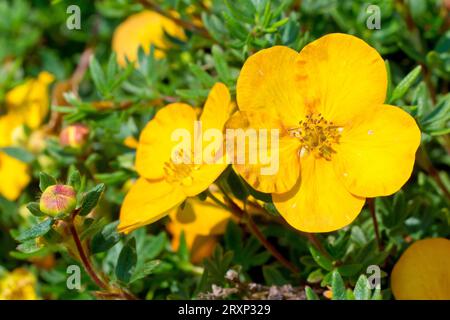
[119,83,233,233]
[227,33,421,232]
[167,193,232,263]
[0,71,54,201]
[112,10,186,66]
[0,268,38,300]
[391,238,450,300]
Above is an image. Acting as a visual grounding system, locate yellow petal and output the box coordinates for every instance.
[296,33,387,124]
[0,152,30,201]
[118,178,186,233]
[273,155,365,232]
[237,46,304,127]
[169,195,232,238]
[200,82,233,132]
[391,238,450,300]
[5,71,54,129]
[181,162,229,197]
[334,104,421,197]
[225,110,301,193]
[136,103,197,179]
[0,113,23,147]
[112,10,186,66]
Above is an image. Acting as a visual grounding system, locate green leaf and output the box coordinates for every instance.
[309,245,333,271]
[212,45,232,84]
[0,147,34,163]
[27,202,44,217]
[115,237,137,283]
[130,260,161,283]
[331,271,346,300]
[91,221,122,254]
[353,275,371,300]
[262,265,287,286]
[15,218,54,242]
[307,269,324,283]
[305,286,319,300]
[79,183,105,216]
[39,172,57,192]
[16,239,43,254]
[67,166,81,191]
[389,65,422,102]
[89,56,107,95]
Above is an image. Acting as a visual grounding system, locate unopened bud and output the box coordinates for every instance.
[59,124,89,149]
[40,185,77,217]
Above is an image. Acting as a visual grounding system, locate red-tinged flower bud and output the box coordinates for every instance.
[40,185,77,217]
[59,124,89,149]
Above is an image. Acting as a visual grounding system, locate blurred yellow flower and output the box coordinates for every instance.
[0,268,38,300]
[112,10,186,66]
[119,83,233,233]
[4,71,54,131]
[0,71,54,200]
[228,33,421,232]
[167,193,232,263]
[391,238,450,300]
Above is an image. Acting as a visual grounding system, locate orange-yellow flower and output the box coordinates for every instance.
[227,33,421,232]
[391,238,450,300]
[167,193,232,263]
[0,71,54,200]
[0,268,38,300]
[112,10,186,66]
[118,83,233,233]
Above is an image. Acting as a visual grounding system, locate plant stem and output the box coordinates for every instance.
[69,212,138,300]
[69,214,109,291]
[213,187,300,274]
[368,199,382,251]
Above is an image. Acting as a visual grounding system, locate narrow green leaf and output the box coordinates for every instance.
[91,221,122,254]
[39,172,57,192]
[115,238,137,283]
[389,65,422,102]
[353,275,371,300]
[212,45,231,83]
[15,218,54,242]
[309,245,333,271]
[0,147,34,163]
[79,183,105,216]
[67,166,81,190]
[89,56,107,95]
[305,286,320,300]
[331,271,346,300]
[26,202,44,217]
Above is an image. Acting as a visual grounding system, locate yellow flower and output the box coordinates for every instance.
[0,71,53,201]
[0,268,38,300]
[227,33,421,232]
[167,193,232,263]
[112,10,186,66]
[391,238,450,300]
[4,71,54,131]
[119,83,233,233]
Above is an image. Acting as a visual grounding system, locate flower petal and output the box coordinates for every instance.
[200,82,233,132]
[118,177,186,233]
[0,152,30,201]
[296,33,387,124]
[225,110,301,193]
[391,238,450,300]
[237,46,304,127]
[334,104,421,197]
[112,10,186,65]
[273,155,365,232]
[136,103,197,179]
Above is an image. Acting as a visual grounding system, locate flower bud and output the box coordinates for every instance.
[59,124,89,149]
[40,185,77,217]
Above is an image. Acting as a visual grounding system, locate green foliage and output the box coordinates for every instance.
[0,0,448,301]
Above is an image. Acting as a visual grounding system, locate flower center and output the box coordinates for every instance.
[288,113,342,160]
[163,148,201,186]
